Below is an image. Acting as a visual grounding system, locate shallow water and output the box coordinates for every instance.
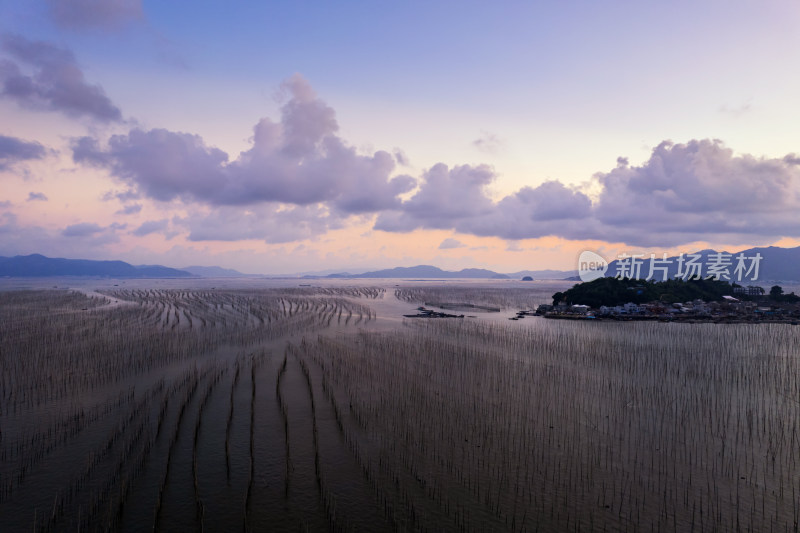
[1,280,798,531]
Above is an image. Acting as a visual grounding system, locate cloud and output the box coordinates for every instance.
[0,34,122,122]
[375,167,592,241]
[393,149,409,166]
[74,130,229,201]
[102,188,140,202]
[175,204,343,244]
[719,98,752,118]
[0,134,46,170]
[472,131,504,154]
[585,139,800,246]
[377,139,800,247]
[116,203,142,215]
[443,180,591,242]
[0,213,121,257]
[74,74,414,212]
[62,71,800,248]
[438,238,466,249]
[62,222,104,237]
[132,219,168,237]
[27,192,47,201]
[374,163,495,231]
[46,0,144,30]
[0,213,54,255]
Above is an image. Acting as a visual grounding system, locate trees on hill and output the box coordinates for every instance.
[554,277,735,308]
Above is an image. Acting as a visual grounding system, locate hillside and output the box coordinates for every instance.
[556,277,735,308]
[181,265,251,278]
[0,254,192,278]
[329,265,510,279]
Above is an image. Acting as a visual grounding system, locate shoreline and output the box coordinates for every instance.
[542,313,800,324]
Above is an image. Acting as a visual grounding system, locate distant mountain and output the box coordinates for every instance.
[297,267,375,277]
[328,265,510,279]
[315,272,353,279]
[602,246,800,282]
[0,254,193,278]
[314,265,583,280]
[182,265,252,278]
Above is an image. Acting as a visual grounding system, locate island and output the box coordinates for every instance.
[537,277,800,323]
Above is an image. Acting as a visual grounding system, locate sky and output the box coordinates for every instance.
[2,0,800,275]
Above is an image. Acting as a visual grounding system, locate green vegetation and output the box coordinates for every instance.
[554,277,735,308]
[769,284,800,303]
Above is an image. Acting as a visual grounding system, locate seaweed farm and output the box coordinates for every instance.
[1,282,800,531]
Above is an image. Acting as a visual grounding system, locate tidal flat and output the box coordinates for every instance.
[1,279,799,531]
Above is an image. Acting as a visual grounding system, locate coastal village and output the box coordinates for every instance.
[535,282,800,323]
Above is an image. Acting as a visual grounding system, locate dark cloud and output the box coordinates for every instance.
[116,203,142,215]
[0,34,122,122]
[74,74,414,212]
[59,222,121,247]
[101,188,140,203]
[0,134,46,170]
[438,238,466,249]
[62,222,104,237]
[133,219,167,237]
[783,154,800,166]
[46,0,143,30]
[27,192,47,201]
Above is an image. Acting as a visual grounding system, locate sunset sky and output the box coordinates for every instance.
[2,0,800,274]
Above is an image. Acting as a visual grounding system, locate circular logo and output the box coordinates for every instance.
[578,250,608,282]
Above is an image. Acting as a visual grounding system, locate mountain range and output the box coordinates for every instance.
[180,265,253,278]
[317,265,511,279]
[0,246,797,280]
[0,254,193,278]
[313,265,589,279]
